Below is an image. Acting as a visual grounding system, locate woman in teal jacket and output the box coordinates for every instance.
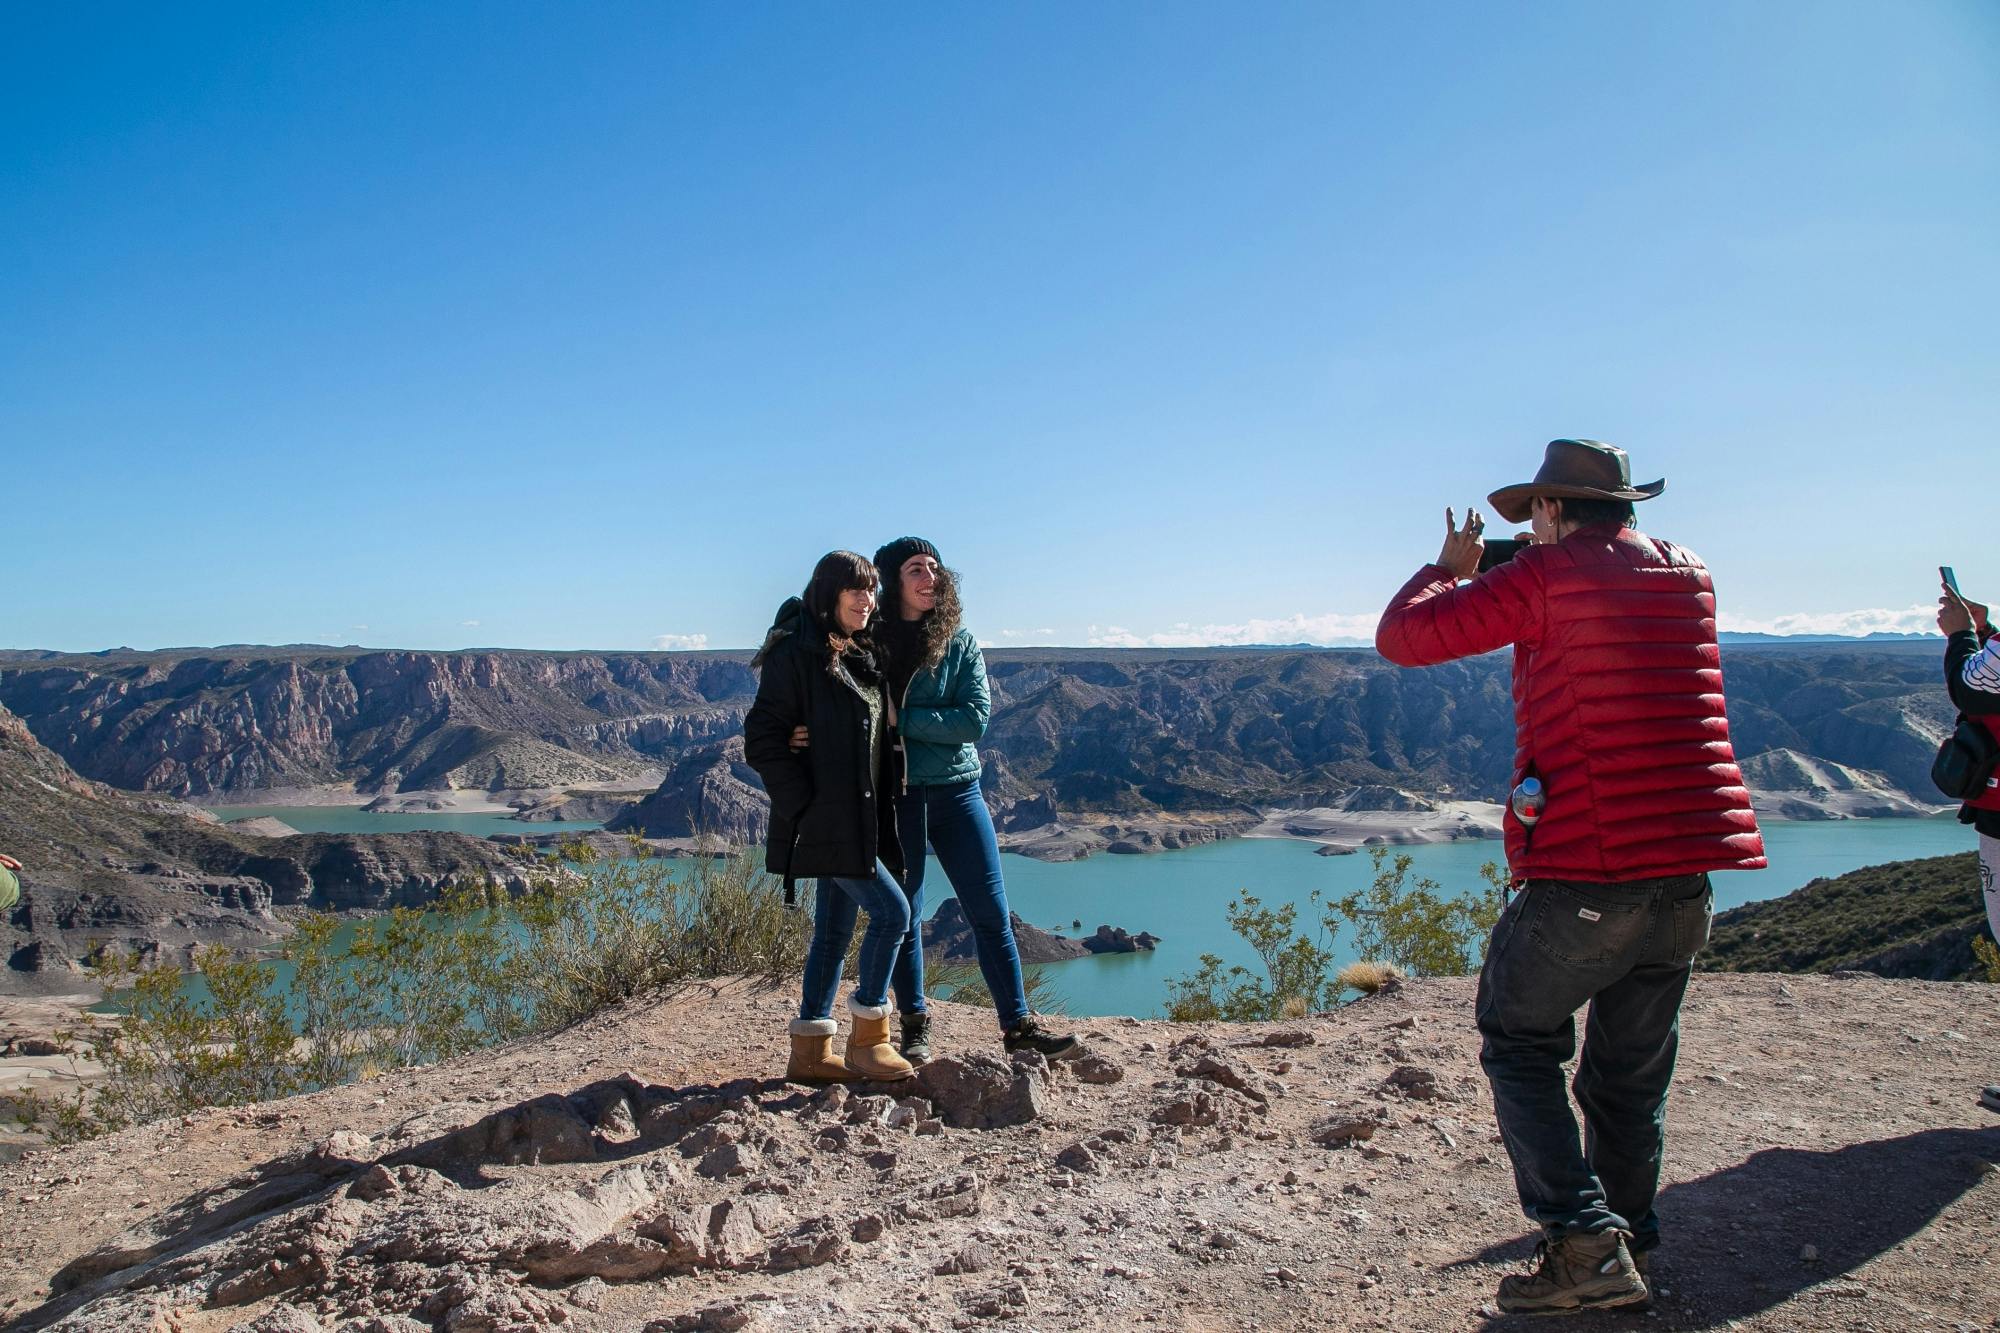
[871,537,1079,1065]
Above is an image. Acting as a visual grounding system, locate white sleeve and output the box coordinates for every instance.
[1965,637,2000,694]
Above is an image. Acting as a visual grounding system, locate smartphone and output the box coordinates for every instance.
[1478,538,1527,573]
[1942,566,1961,595]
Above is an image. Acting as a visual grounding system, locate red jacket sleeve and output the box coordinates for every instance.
[1375,556,1545,666]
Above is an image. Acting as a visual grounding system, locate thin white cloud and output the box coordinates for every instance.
[349,624,369,632]
[460,619,481,628]
[996,628,1057,640]
[1081,600,1942,649]
[1717,603,1937,637]
[1086,612,1380,648]
[653,633,710,650]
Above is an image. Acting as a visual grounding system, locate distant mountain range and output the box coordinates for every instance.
[1715,631,1934,643]
[0,638,1956,834]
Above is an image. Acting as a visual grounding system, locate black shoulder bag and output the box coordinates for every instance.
[1931,717,2000,801]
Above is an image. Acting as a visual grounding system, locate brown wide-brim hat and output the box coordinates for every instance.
[1487,438,1665,524]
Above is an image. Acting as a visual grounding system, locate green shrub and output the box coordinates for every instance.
[1164,892,1341,1022]
[927,958,1070,1017]
[1327,849,1509,979]
[1163,852,1508,1022]
[1972,933,2000,983]
[44,849,813,1141]
[41,943,302,1141]
[510,849,810,1030]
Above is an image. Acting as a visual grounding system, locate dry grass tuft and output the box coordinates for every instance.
[1336,960,1403,995]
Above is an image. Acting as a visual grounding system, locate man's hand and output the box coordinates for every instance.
[789,726,810,753]
[1436,506,1486,581]
[1939,590,1975,636]
[0,854,20,872]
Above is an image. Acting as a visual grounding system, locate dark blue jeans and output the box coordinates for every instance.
[891,778,1030,1030]
[798,859,911,1020]
[1475,873,1713,1250]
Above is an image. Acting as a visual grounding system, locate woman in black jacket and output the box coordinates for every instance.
[743,550,914,1083]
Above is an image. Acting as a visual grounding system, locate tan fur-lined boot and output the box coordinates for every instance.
[786,1017,849,1084]
[844,998,915,1081]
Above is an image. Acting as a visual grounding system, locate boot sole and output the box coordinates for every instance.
[1496,1283,1649,1315]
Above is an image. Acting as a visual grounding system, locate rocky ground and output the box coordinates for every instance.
[1,973,1995,1332]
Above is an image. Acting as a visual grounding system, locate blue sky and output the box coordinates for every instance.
[3,2,1995,652]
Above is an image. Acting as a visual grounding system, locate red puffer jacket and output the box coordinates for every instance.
[1376,524,1767,882]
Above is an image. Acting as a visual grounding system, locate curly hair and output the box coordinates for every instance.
[880,564,963,673]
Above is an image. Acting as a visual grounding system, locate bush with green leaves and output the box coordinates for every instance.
[927,956,1070,1018]
[1164,848,1508,1022]
[35,845,815,1142]
[1163,892,1340,1022]
[1328,848,1509,979]
[1972,933,2000,983]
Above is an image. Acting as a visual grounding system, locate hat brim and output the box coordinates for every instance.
[1486,478,1664,525]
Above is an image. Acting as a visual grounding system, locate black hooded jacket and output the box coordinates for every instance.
[742,598,905,884]
[1945,628,2000,837]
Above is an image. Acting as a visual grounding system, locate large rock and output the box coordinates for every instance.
[608,738,770,844]
[913,1052,1044,1129]
[923,898,1089,965]
[1081,923,1160,954]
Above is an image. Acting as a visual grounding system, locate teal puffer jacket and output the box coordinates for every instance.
[899,627,990,788]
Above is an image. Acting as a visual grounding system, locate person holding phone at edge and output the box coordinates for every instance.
[1935,570,2000,1114]
[743,551,916,1084]
[0,853,21,913]
[1376,439,1766,1314]
[788,539,1080,1065]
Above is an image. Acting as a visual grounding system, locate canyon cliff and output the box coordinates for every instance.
[0,642,1954,839]
[0,701,536,991]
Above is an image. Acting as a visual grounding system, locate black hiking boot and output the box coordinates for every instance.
[1495,1228,1648,1315]
[1002,1016,1080,1062]
[900,1011,933,1067]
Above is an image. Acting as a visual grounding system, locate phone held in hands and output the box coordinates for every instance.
[1478,539,1527,573]
[1941,566,1961,595]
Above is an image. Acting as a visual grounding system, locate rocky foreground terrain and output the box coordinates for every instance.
[1,973,1994,1332]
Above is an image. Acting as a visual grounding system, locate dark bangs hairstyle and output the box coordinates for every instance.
[879,561,963,673]
[803,550,881,663]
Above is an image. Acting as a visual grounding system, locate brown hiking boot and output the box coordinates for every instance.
[1495,1228,1648,1315]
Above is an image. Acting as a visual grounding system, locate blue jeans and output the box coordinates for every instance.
[1475,873,1713,1250]
[798,859,911,1020]
[891,778,1029,1030]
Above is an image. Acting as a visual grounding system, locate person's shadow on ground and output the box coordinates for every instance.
[1454,1125,2000,1329]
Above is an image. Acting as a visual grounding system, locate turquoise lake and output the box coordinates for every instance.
[201,806,1980,1019]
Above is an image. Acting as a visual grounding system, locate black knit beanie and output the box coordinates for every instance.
[872,536,941,586]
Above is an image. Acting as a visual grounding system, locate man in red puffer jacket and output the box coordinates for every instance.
[1376,439,1766,1315]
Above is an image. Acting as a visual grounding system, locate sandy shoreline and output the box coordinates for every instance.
[194,781,1959,856]
[1243,799,1506,855]
[199,779,660,819]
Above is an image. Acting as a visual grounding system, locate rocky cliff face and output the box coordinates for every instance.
[0,700,536,990]
[1,641,1954,824]
[0,649,754,798]
[607,739,770,844]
